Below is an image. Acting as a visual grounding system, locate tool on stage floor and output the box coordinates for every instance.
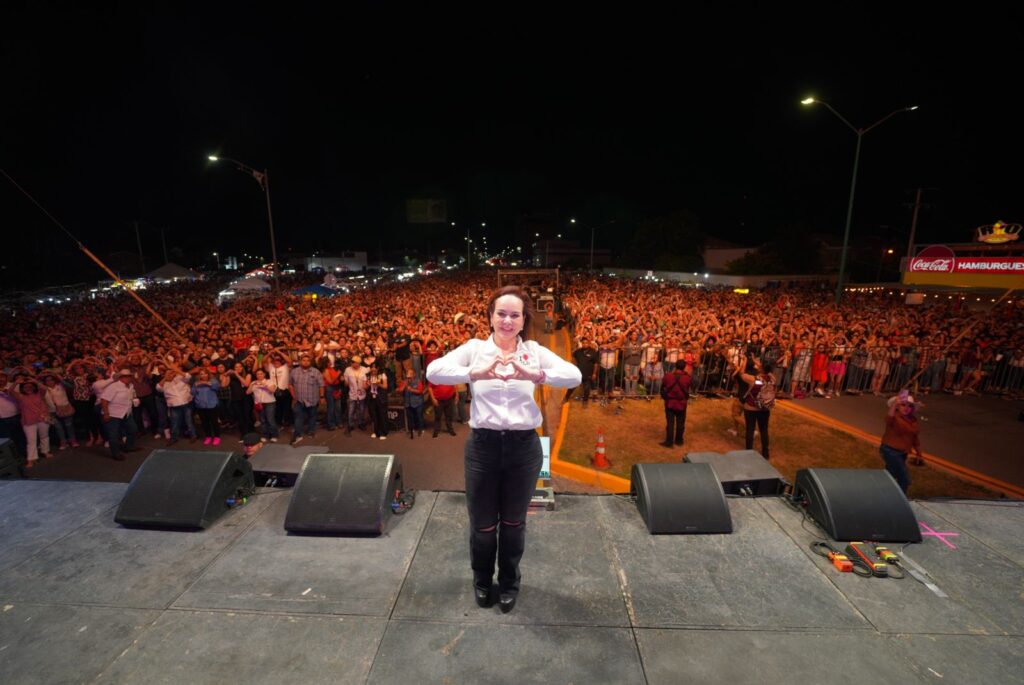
[845,541,906,578]
[846,542,887,577]
[872,545,906,579]
[810,541,854,573]
[391,488,416,515]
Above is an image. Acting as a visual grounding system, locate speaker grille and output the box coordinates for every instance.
[795,468,922,542]
[115,450,254,529]
[630,462,733,534]
[285,454,401,535]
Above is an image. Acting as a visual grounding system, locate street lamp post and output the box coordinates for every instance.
[207,155,280,290]
[213,251,220,270]
[801,98,917,306]
[571,217,615,272]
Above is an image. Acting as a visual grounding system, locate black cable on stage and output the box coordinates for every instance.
[392,488,417,515]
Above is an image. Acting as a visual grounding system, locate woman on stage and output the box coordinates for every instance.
[426,285,581,612]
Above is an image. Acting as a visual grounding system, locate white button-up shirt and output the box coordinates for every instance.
[158,375,193,408]
[269,364,290,393]
[100,380,136,419]
[426,336,580,430]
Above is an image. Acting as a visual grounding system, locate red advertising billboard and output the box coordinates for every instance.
[909,245,1024,275]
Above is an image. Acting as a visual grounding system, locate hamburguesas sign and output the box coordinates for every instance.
[909,245,1024,274]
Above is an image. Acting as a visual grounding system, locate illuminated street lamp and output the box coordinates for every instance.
[801,97,918,305]
[207,155,279,290]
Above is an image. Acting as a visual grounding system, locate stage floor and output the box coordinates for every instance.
[0,480,1021,684]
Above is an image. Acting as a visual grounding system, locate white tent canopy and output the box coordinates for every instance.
[228,277,271,291]
[144,263,200,280]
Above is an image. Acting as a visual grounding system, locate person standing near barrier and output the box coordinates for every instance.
[738,355,774,460]
[563,336,598,405]
[597,337,619,396]
[427,285,580,613]
[642,334,665,397]
[621,332,643,395]
[880,390,922,493]
[660,360,691,447]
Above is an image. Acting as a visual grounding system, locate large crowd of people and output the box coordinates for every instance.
[560,277,1024,401]
[1,270,1021,467]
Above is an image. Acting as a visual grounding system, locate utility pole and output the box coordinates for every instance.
[159,226,169,264]
[904,188,924,266]
[134,220,146,273]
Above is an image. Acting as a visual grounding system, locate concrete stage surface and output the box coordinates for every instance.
[0,479,1021,684]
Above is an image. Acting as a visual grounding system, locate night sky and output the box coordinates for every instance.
[4,5,1021,289]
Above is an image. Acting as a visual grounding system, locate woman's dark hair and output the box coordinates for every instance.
[485,285,533,340]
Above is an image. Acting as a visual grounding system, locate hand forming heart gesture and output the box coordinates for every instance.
[469,353,544,383]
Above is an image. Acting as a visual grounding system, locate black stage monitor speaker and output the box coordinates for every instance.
[630,462,733,534]
[115,450,254,529]
[284,454,402,535]
[250,444,324,487]
[685,450,786,496]
[0,438,22,479]
[794,468,922,542]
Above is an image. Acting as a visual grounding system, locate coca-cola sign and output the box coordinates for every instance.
[909,245,956,273]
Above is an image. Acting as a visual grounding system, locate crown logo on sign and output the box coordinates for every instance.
[975,221,1022,244]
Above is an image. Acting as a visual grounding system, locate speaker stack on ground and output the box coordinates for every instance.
[114,450,254,529]
[793,468,922,542]
[684,450,786,496]
[284,454,403,535]
[630,462,733,534]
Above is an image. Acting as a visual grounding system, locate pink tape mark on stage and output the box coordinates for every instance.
[919,521,959,550]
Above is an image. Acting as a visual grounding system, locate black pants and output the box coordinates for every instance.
[133,394,160,434]
[197,407,220,438]
[433,397,455,434]
[274,389,293,426]
[465,428,543,596]
[744,409,770,459]
[72,399,99,441]
[665,406,687,444]
[230,398,253,436]
[368,395,389,436]
[564,376,594,403]
[0,415,26,457]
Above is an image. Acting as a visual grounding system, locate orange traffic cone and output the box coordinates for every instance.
[592,428,610,469]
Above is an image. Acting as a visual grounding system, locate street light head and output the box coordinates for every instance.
[907,105,919,111]
[207,155,219,162]
[801,97,816,106]
[570,218,576,223]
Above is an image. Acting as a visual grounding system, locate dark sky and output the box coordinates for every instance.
[3,5,1022,288]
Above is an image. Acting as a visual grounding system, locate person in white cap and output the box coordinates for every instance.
[881,389,923,493]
